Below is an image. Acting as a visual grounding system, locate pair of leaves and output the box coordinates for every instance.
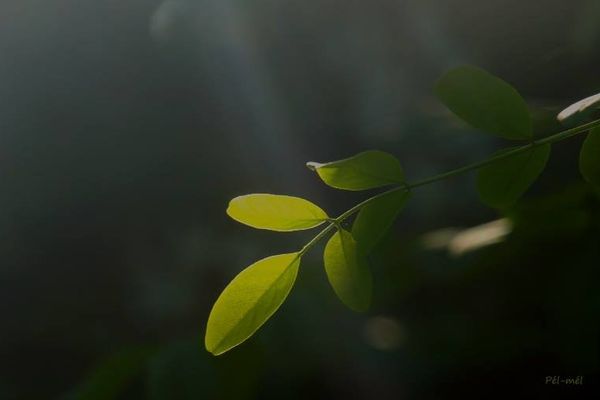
[208,193,318,355]
[438,66,600,206]
[206,151,410,355]
[308,151,409,311]
[436,66,551,207]
[225,148,408,230]
[323,190,411,312]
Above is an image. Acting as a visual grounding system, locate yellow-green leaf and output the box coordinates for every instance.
[227,194,328,231]
[352,190,411,255]
[307,150,404,191]
[323,229,372,312]
[205,253,301,355]
[579,127,600,187]
[476,144,551,208]
[435,65,532,140]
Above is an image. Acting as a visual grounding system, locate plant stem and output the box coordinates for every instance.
[299,223,337,256]
[298,118,600,256]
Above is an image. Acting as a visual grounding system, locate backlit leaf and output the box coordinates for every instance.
[205,253,301,355]
[476,144,551,208]
[227,194,328,231]
[579,127,600,187]
[352,190,411,255]
[307,150,404,191]
[435,65,532,140]
[324,229,372,312]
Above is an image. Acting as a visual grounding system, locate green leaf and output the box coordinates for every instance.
[476,144,551,208]
[306,150,404,191]
[435,65,532,140]
[205,253,300,355]
[352,190,411,255]
[579,127,600,187]
[227,194,328,231]
[323,229,372,312]
[557,93,600,123]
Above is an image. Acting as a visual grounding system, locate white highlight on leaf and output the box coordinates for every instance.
[557,93,600,122]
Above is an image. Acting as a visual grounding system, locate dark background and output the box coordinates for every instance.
[1,0,599,398]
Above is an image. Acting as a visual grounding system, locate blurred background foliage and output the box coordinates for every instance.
[1,0,599,398]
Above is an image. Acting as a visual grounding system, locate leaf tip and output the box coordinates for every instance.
[204,326,219,356]
[306,161,321,171]
[204,344,226,357]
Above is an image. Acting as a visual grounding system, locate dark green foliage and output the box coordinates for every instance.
[352,190,411,255]
[476,145,551,208]
[435,66,532,140]
[579,127,600,188]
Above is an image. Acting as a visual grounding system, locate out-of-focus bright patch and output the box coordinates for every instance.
[421,218,512,257]
[364,316,404,351]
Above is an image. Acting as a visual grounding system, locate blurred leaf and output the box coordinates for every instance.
[435,65,532,140]
[227,194,328,231]
[579,127,600,188]
[508,184,593,238]
[307,150,404,191]
[352,190,411,255]
[324,229,372,312]
[65,346,156,400]
[476,144,551,208]
[147,341,214,400]
[557,93,600,123]
[205,253,301,355]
